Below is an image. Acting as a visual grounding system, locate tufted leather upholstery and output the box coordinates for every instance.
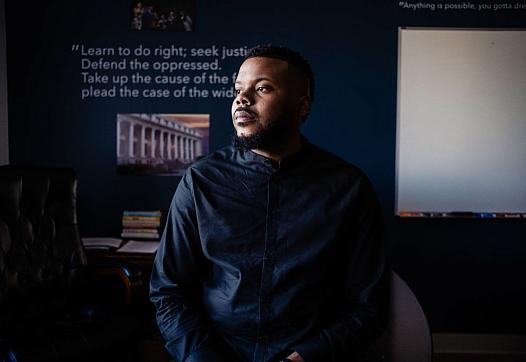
[0,166,85,307]
[0,165,141,362]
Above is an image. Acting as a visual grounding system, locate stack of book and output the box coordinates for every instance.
[121,210,162,240]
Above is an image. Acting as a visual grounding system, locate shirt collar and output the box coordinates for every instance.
[236,135,313,173]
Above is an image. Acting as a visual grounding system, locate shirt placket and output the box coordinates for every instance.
[253,170,280,362]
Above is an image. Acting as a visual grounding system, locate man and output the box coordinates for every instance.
[150,45,388,362]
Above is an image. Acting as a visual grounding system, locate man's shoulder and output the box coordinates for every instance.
[187,145,238,173]
[307,142,366,179]
[306,143,380,202]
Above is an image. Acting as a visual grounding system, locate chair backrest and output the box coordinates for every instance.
[370,270,433,362]
[0,165,87,329]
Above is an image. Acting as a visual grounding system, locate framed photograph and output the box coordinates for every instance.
[117,113,209,176]
[131,0,195,31]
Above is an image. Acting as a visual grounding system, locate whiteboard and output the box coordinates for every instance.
[396,28,526,216]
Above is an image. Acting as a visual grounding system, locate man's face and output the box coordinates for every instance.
[231,57,303,151]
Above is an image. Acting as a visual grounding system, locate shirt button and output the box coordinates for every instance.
[257,335,266,343]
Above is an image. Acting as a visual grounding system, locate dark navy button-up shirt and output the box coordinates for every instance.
[150,138,388,362]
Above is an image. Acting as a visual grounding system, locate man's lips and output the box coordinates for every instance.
[234,109,256,125]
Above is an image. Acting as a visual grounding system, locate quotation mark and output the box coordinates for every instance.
[399,1,404,5]
[71,44,80,52]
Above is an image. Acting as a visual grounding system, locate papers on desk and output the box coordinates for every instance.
[82,237,123,250]
[82,237,159,254]
[116,240,160,254]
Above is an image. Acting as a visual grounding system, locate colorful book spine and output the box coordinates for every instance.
[122,216,160,221]
[122,220,161,228]
[123,210,161,217]
[122,228,159,234]
[121,210,162,240]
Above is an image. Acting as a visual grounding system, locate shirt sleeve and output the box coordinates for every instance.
[292,174,389,362]
[149,170,229,362]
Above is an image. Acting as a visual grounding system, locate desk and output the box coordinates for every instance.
[85,248,171,362]
[86,249,155,299]
[86,249,155,272]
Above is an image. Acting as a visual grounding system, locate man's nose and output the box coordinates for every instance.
[235,90,252,106]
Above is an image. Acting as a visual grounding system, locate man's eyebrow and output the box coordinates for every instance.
[235,77,274,84]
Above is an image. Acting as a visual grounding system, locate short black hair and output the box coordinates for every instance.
[245,44,315,103]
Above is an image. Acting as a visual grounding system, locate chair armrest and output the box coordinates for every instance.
[89,260,143,306]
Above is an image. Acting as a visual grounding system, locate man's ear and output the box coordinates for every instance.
[299,95,312,121]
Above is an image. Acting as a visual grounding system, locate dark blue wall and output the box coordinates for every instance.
[6,0,526,333]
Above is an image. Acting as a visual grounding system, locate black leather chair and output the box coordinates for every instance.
[0,165,142,362]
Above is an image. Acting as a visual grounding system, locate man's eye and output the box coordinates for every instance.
[257,86,268,92]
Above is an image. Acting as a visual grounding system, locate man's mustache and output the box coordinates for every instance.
[234,107,256,116]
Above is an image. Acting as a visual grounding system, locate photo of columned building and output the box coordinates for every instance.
[117,113,209,175]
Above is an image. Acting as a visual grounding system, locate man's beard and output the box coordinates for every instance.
[232,117,294,152]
